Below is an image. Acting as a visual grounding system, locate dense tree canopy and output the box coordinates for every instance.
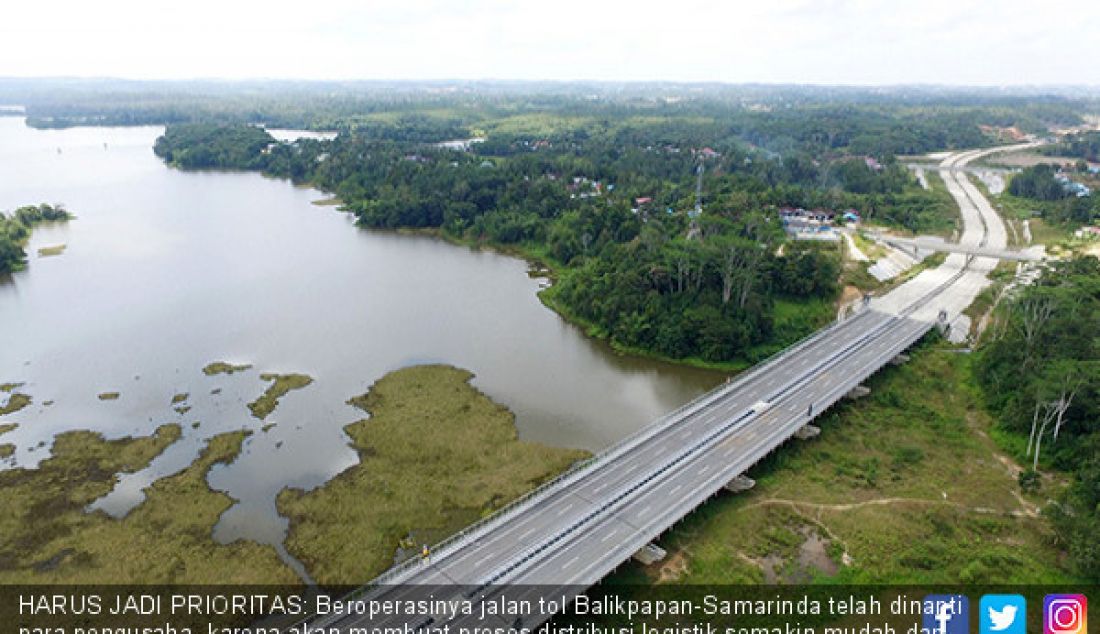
[0,204,71,274]
[1007,164,1071,201]
[974,257,1100,579]
[153,124,275,170]
[147,97,1027,364]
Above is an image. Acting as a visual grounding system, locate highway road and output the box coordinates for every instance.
[301,146,1028,632]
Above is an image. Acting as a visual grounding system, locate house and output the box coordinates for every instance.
[1074,226,1100,239]
[634,197,653,206]
[842,210,861,223]
[864,157,884,171]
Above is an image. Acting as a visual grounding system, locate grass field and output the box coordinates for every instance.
[278,364,590,585]
[608,340,1076,586]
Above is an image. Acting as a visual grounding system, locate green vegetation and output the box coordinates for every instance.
[36,243,65,257]
[0,383,31,416]
[97,391,120,401]
[247,372,313,419]
[153,123,275,170]
[1009,164,1073,201]
[201,361,252,375]
[171,392,188,404]
[615,339,1074,585]
[1002,165,1098,228]
[0,424,14,460]
[277,364,589,584]
[0,425,296,582]
[974,257,1100,580]
[1043,130,1100,162]
[140,88,1081,366]
[0,203,71,274]
[152,113,953,365]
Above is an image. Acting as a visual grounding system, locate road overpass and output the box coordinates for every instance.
[877,235,1042,261]
[297,145,1030,633]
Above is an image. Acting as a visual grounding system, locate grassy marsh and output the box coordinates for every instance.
[0,390,31,415]
[0,425,296,583]
[36,244,66,257]
[201,361,252,376]
[248,373,314,419]
[278,364,589,584]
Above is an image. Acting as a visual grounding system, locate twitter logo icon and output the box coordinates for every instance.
[982,595,1027,634]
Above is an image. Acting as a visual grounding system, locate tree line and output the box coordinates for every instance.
[148,104,1009,365]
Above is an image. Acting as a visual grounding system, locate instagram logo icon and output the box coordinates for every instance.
[1045,595,1087,634]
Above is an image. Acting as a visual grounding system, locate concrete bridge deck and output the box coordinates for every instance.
[299,144,1032,633]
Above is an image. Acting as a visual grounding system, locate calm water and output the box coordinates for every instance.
[0,117,720,571]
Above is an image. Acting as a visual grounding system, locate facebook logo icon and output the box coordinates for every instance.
[924,595,970,634]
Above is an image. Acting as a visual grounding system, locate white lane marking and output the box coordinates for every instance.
[557,502,575,516]
[600,530,618,543]
[562,555,580,570]
[638,504,652,517]
[517,527,538,541]
[699,465,711,475]
[669,484,683,495]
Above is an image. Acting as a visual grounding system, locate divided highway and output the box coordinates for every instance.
[304,146,1025,632]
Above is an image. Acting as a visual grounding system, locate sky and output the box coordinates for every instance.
[2,0,1098,85]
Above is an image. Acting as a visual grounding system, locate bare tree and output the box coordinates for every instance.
[1014,293,1054,370]
[1027,367,1082,470]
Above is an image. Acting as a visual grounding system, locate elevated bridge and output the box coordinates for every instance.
[294,144,1034,633]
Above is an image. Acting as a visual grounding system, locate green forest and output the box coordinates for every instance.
[0,203,71,274]
[151,107,965,365]
[974,257,1100,579]
[1005,164,1098,225]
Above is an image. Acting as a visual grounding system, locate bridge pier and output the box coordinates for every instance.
[794,424,821,440]
[846,385,871,399]
[632,543,667,565]
[724,475,756,493]
[889,353,910,366]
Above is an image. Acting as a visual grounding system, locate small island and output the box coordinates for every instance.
[202,361,252,376]
[248,373,313,419]
[0,203,72,274]
[0,382,31,415]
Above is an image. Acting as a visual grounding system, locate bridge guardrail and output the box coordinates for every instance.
[366,307,876,587]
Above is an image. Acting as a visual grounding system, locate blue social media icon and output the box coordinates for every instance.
[981,595,1026,634]
[924,595,971,634]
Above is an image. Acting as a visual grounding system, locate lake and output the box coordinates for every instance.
[0,117,721,572]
